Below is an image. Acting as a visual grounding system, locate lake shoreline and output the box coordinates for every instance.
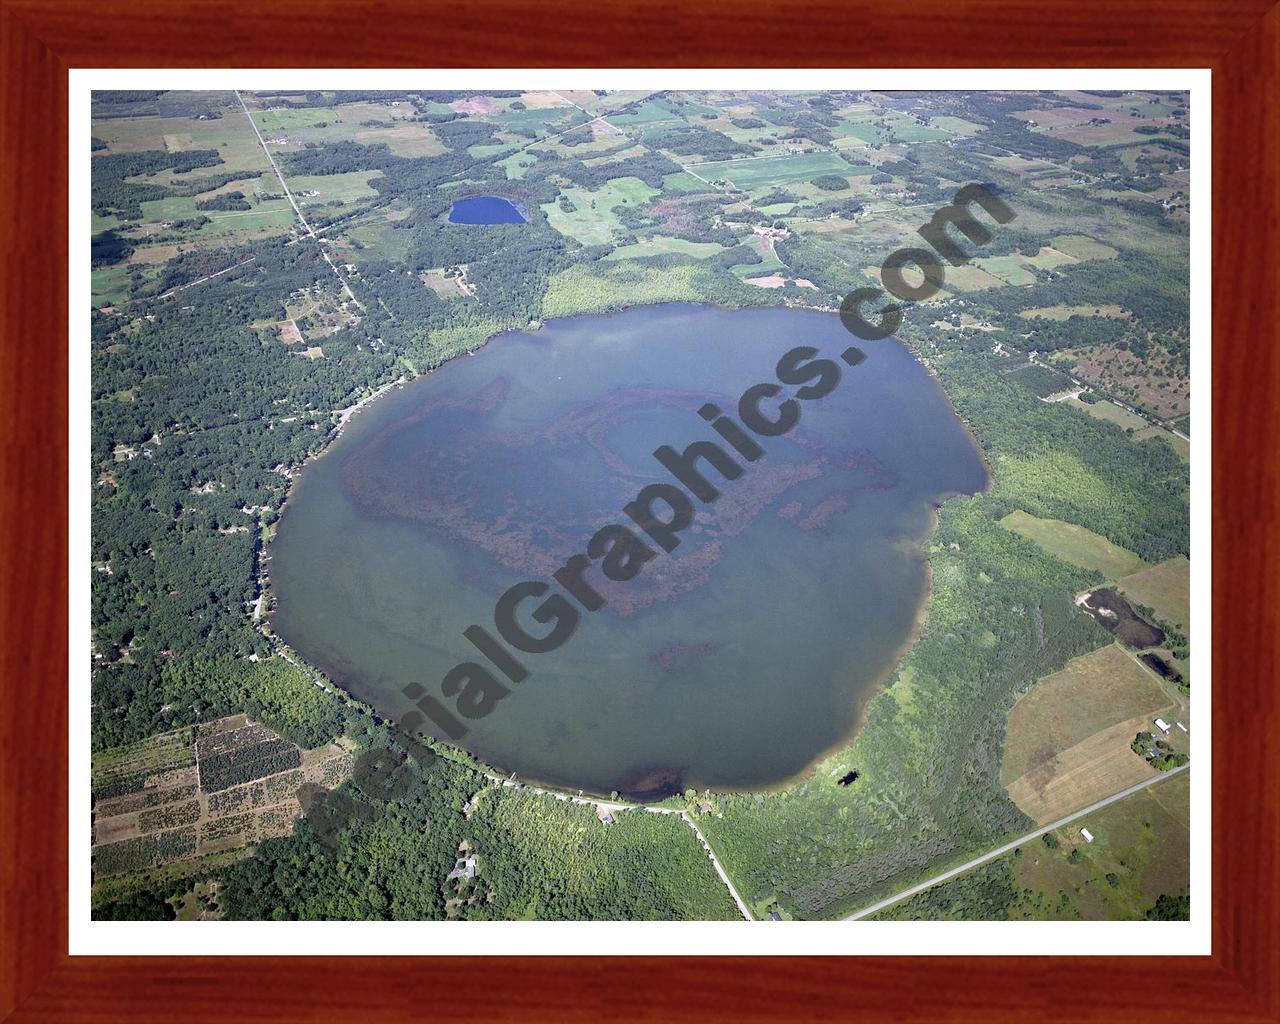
[261,299,991,803]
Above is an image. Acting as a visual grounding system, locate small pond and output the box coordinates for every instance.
[448,196,527,225]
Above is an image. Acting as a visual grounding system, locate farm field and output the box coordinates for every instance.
[603,237,727,261]
[1118,556,1191,631]
[541,176,659,245]
[1066,397,1151,432]
[288,170,384,207]
[1001,643,1180,823]
[1021,246,1079,271]
[92,715,352,880]
[499,151,538,179]
[929,262,1005,292]
[338,209,414,261]
[1000,509,1147,578]
[91,262,138,307]
[1012,771,1189,918]
[836,110,952,144]
[927,115,986,136]
[686,152,866,190]
[728,232,786,277]
[1049,234,1120,260]
[873,771,1189,921]
[974,255,1037,286]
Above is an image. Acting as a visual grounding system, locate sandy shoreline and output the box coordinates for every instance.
[334,375,407,434]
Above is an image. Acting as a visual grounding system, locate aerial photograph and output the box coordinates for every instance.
[88,87,1192,923]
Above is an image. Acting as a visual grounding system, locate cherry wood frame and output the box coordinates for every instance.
[2,1,1276,1020]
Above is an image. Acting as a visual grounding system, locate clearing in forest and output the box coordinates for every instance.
[1000,509,1147,579]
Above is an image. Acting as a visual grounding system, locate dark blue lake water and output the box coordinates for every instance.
[270,304,988,797]
[448,196,527,224]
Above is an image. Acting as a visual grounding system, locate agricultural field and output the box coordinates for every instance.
[1065,397,1151,432]
[1049,234,1120,261]
[1001,644,1181,823]
[603,237,727,261]
[288,170,384,208]
[334,206,414,262]
[498,151,539,180]
[686,151,866,190]
[835,110,952,145]
[974,254,1038,286]
[729,232,787,278]
[92,715,353,885]
[541,176,659,245]
[874,771,1189,921]
[1000,509,1148,578]
[1119,556,1191,632]
[1020,246,1079,271]
[927,263,1006,292]
[1011,771,1189,918]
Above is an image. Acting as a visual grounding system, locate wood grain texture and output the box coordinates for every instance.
[1,1,1276,1019]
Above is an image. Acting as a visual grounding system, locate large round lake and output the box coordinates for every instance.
[270,304,988,797]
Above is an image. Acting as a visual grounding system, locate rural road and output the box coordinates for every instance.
[844,762,1191,921]
[234,89,364,310]
[483,772,755,920]
[157,255,255,300]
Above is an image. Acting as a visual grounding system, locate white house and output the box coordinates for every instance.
[1080,828,1094,843]
[1154,718,1171,735]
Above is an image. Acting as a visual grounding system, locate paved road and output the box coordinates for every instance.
[234,90,364,310]
[844,763,1191,921]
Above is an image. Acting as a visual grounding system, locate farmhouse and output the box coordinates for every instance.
[1080,828,1094,843]
[1154,718,1171,735]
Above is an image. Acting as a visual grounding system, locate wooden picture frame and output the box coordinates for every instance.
[2,1,1275,1019]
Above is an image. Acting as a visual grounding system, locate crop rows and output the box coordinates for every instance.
[137,798,202,834]
[197,725,302,793]
[201,812,254,844]
[93,827,198,876]
[206,768,304,817]
[95,783,198,818]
